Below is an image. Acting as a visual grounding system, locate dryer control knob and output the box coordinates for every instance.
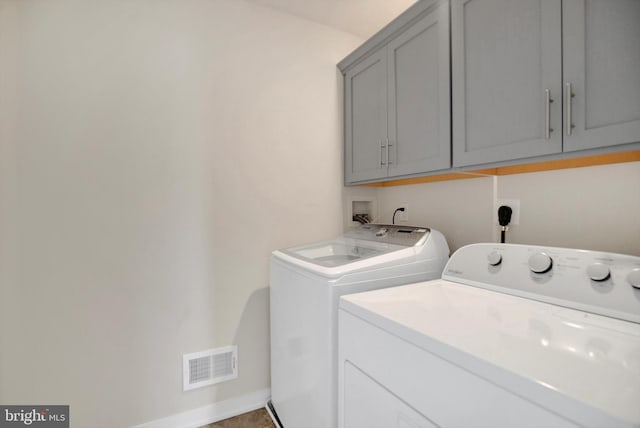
[529,253,553,274]
[487,251,502,266]
[587,263,610,281]
[628,269,640,289]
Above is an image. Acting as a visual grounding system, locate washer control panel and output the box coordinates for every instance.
[345,224,430,247]
[443,243,640,324]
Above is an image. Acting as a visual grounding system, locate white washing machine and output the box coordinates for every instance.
[268,224,450,428]
[339,243,640,428]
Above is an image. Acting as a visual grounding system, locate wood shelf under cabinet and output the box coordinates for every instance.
[365,150,640,187]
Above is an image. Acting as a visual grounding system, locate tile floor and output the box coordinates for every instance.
[201,408,275,428]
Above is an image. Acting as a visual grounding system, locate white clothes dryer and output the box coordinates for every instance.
[338,243,640,428]
[268,224,450,428]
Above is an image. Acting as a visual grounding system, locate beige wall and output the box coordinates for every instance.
[0,0,361,426]
[375,162,640,256]
[496,162,640,255]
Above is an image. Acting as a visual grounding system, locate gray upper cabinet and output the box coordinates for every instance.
[342,1,450,185]
[453,0,640,168]
[452,0,563,167]
[344,50,388,183]
[387,5,451,178]
[343,0,640,184]
[562,0,640,152]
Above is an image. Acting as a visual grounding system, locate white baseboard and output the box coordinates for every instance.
[131,388,271,428]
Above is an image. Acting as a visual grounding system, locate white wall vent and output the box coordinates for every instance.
[183,346,238,391]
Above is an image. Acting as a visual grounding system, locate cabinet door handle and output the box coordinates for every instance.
[380,140,387,166]
[545,89,554,140]
[565,82,575,136]
[386,138,393,165]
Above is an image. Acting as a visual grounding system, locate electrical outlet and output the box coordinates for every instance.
[496,199,520,225]
[397,204,409,222]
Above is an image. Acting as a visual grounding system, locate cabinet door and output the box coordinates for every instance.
[344,50,388,184]
[563,0,640,152]
[452,0,562,167]
[387,2,451,177]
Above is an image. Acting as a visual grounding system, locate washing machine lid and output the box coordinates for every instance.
[273,224,430,278]
[340,280,640,426]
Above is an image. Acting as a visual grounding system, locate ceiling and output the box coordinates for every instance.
[245,0,418,39]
